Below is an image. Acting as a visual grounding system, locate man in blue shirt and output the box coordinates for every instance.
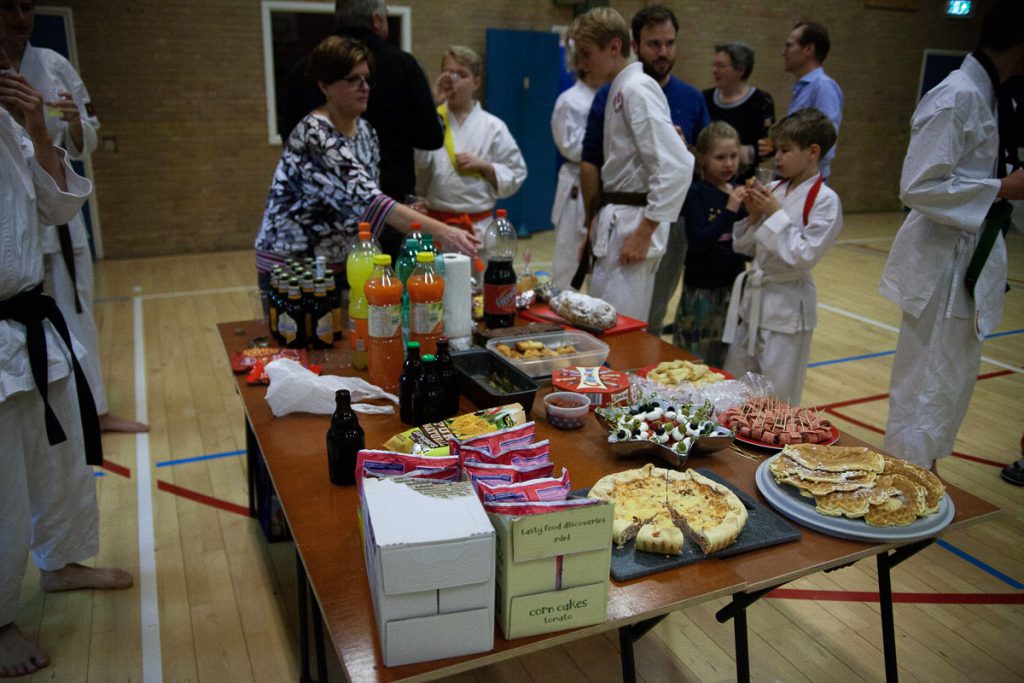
[577,5,709,330]
[761,21,844,179]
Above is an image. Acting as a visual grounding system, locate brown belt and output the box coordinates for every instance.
[600,191,648,207]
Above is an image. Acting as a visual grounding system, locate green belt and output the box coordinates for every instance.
[965,199,1012,298]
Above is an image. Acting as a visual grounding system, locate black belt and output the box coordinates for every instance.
[56,224,84,313]
[600,191,648,207]
[0,284,103,465]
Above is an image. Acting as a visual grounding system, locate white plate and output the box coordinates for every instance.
[754,454,954,543]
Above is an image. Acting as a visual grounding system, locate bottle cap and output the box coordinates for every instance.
[373,254,391,266]
[422,234,434,245]
[496,209,507,218]
[407,341,420,349]
[405,238,419,248]
[416,251,435,263]
[422,354,436,362]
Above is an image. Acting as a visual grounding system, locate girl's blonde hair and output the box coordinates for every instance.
[695,121,740,157]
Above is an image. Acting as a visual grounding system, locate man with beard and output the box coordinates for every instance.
[577,5,708,331]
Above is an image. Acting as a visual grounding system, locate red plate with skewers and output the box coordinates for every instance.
[719,396,839,451]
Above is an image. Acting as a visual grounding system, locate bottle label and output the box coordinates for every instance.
[316,312,334,344]
[350,317,368,352]
[484,283,516,315]
[411,301,443,335]
[278,312,298,344]
[368,304,401,337]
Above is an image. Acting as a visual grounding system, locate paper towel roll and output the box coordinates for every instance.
[442,252,473,339]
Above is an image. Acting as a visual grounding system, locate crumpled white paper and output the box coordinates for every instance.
[264,359,399,416]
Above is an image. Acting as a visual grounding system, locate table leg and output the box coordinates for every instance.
[618,616,666,682]
[297,551,312,683]
[716,586,774,683]
[245,419,258,518]
[311,583,327,682]
[877,552,898,683]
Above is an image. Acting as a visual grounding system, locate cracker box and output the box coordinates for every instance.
[361,478,495,666]
[551,366,631,410]
[488,502,613,639]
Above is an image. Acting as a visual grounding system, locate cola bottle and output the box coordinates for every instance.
[483,209,517,329]
[325,389,364,486]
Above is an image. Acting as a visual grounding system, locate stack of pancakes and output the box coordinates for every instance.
[769,444,945,527]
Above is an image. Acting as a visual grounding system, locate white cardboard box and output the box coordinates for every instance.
[361,478,496,667]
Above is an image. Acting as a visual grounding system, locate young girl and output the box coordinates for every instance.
[672,122,749,366]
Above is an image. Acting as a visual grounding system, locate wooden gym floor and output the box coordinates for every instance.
[13,212,1023,682]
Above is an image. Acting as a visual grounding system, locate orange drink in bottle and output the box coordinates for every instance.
[407,251,445,355]
[364,254,404,392]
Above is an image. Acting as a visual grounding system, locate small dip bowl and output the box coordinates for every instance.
[544,391,590,430]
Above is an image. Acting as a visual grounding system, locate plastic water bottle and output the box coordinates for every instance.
[396,234,421,339]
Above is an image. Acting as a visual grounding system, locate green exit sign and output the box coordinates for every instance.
[945,0,973,17]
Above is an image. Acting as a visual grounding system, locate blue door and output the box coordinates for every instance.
[485,29,560,236]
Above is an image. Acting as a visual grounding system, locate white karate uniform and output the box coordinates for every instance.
[1,112,96,625]
[590,62,693,321]
[880,54,1020,468]
[723,175,842,404]
[415,101,527,238]
[20,44,106,413]
[549,80,595,290]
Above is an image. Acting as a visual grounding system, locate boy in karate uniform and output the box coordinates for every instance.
[723,108,843,404]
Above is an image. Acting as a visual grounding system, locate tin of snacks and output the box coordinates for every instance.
[551,366,631,410]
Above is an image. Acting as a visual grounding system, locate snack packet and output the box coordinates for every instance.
[476,468,570,503]
[382,404,526,457]
[482,497,603,516]
[449,422,536,460]
[462,458,555,488]
[457,439,549,467]
[355,450,460,492]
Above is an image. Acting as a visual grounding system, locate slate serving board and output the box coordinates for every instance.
[573,468,802,581]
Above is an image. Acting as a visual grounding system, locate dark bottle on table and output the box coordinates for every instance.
[278,277,307,349]
[310,278,335,349]
[411,354,444,425]
[326,389,364,486]
[434,337,459,417]
[483,209,517,329]
[398,341,422,425]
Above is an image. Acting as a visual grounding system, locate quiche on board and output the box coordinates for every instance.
[588,463,748,555]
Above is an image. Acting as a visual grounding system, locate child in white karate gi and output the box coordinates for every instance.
[722,108,843,404]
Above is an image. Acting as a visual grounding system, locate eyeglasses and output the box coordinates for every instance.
[341,74,372,88]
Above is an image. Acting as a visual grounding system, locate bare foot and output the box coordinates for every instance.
[0,623,50,678]
[98,413,149,433]
[39,563,134,593]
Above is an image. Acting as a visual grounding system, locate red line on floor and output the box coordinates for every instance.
[101,460,131,478]
[157,480,250,516]
[768,588,1024,604]
[826,408,1009,468]
[818,369,1013,412]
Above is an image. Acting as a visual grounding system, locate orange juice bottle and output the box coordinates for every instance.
[407,251,445,355]
[364,254,404,392]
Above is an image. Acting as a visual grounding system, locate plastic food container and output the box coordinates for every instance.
[484,331,610,379]
[452,349,540,413]
[543,391,590,430]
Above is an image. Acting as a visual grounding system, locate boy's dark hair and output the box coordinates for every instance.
[977,0,1024,52]
[771,108,837,155]
[307,35,373,84]
[794,21,831,63]
[631,5,678,44]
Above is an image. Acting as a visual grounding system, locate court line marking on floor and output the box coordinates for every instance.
[817,303,1023,374]
[768,588,1024,604]
[808,329,1023,368]
[134,288,163,682]
[936,540,1024,590]
[95,285,252,304]
[155,449,245,468]
[156,480,250,516]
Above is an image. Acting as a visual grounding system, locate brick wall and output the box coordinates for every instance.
[58,0,982,258]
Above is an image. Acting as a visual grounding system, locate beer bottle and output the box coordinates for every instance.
[434,336,459,417]
[311,278,334,349]
[268,267,282,344]
[278,277,306,348]
[411,354,444,425]
[326,389,364,486]
[398,341,422,425]
[324,276,343,342]
[300,272,316,342]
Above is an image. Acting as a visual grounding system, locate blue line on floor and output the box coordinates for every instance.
[94,471,106,477]
[937,539,1024,590]
[984,328,1024,340]
[155,449,246,468]
[808,350,896,368]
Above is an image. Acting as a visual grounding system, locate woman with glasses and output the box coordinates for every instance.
[255,36,478,299]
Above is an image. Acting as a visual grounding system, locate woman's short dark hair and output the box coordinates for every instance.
[307,35,373,84]
[714,41,755,80]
